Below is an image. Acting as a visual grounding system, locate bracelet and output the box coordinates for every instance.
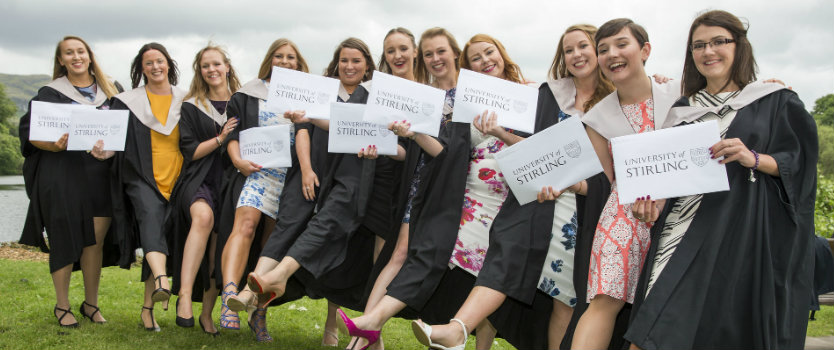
[216,136,222,146]
[748,149,759,182]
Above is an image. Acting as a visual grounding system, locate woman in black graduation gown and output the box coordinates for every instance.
[214,38,308,339]
[110,42,185,331]
[412,24,615,350]
[336,33,531,350]
[224,37,379,343]
[19,36,122,327]
[166,44,240,334]
[625,10,818,349]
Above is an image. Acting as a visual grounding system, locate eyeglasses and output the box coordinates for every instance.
[691,38,735,52]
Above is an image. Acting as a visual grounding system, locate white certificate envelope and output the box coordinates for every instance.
[495,117,603,205]
[66,109,129,151]
[238,124,292,169]
[29,101,95,142]
[453,69,538,133]
[363,71,445,137]
[265,66,340,119]
[611,120,729,205]
[329,102,397,156]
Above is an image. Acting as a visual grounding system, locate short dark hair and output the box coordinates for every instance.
[130,42,179,88]
[682,10,757,97]
[595,18,649,64]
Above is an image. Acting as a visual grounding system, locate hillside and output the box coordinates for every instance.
[0,73,51,115]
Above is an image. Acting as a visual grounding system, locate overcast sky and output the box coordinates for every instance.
[1,0,831,108]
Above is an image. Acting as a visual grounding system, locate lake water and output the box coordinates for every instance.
[0,175,27,243]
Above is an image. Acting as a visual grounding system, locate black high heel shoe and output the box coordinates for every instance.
[175,297,194,328]
[79,301,106,324]
[151,274,171,311]
[54,305,79,328]
[140,306,160,332]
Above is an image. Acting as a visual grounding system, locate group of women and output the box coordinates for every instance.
[19,9,818,350]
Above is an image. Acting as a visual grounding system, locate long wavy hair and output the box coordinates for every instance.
[323,37,375,82]
[548,24,614,112]
[52,36,118,98]
[415,27,461,86]
[130,42,179,89]
[257,38,309,80]
[185,44,241,112]
[460,34,524,84]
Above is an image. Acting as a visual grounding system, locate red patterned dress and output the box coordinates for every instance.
[587,99,654,303]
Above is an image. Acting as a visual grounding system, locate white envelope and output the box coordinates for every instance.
[495,117,603,205]
[29,101,95,142]
[611,120,729,205]
[66,109,129,151]
[265,66,341,119]
[238,124,292,169]
[453,69,538,133]
[329,102,397,155]
[363,71,445,137]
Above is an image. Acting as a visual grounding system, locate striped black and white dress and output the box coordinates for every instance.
[645,89,741,294]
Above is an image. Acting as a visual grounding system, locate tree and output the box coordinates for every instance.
[811,93,834,127]
[0,83,23,175]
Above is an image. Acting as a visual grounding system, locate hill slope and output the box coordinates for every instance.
[0,73,51,115]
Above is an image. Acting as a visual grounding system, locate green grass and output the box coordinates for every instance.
[0,258,515,349]
[808,305,834,337]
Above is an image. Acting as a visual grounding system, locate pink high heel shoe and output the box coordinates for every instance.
[336,309,380,350]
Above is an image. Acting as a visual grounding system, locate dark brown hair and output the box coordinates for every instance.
[682,10,757,97]
[460,33,524,84]
[595,18,650,64]
[324,37,375,82]
[378,27,417,75]
[258,38,309,80]
[415,27,461,86]
[549,24,614,112]
[130,42,179,88]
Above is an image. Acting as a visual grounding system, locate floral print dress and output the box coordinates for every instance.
[588,99,654,303]
[235,89,294,220]
[448,125,510,276]
[538,110,578,307]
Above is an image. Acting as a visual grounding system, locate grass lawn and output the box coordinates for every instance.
[808,304,834,337]
[0,258,515,349]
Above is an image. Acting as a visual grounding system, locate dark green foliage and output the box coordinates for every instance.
[0,83,22,175]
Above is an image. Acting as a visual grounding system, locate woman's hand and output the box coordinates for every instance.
[631,195,663,224]
[90,140,115,160]
[652,74,671,84]
[284,110,309,124]
[537,186,563,203]
[358,145,378,159]
[301,169,319,201]
[710,138,756,167]
[473,111,507,138]
[218,117,239,143]
[390,120,416,139]
[234,158,261,177]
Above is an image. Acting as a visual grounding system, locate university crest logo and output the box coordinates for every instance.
[690,147,710,167]
[565,140,581,158]
[272,140,284,152]
[513,99,527,113]
[421,102,435,116]
[317,92,331,104]
[108,124,120,136]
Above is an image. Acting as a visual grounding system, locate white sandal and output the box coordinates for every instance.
[411,318,467,350]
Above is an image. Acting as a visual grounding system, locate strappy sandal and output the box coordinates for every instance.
[79,301,106,324]
[321,328,339,346]
[411,318,467,350]
[140,306,160,332]
[219,282,240,330]
[151,274,171,311]
[54,305,79,328]
[247,307,272,342]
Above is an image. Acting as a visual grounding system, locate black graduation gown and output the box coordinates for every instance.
[625,90,818,350]
[167,101,227,300]
[18,85,125,272]
[212,89,300,289]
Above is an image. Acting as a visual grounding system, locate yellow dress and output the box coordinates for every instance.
[147,90,183,200]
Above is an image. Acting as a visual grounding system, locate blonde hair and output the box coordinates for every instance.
[460,34,524,84]
[258,38,309,79]
[185,44,241,112]
[548,24,614,112]
[53,36,118,98]
[415,27,461,86]
[378,27,416,74]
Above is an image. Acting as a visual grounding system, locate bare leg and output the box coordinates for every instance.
[548,299,573,350]
[373,236,385,263]
[571,294,625,349]
[249,255,301,297]
[51,264,77,326]
[365,223,409,312]
[321,301,340,346]
[145,250,169,311]
[79,216,110,322]
[200,231,220,334]
[475,319,497,350]
[141,275,159,329]
[423,286,506,348]
[221,206,263,290]
[178,200,214,320]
